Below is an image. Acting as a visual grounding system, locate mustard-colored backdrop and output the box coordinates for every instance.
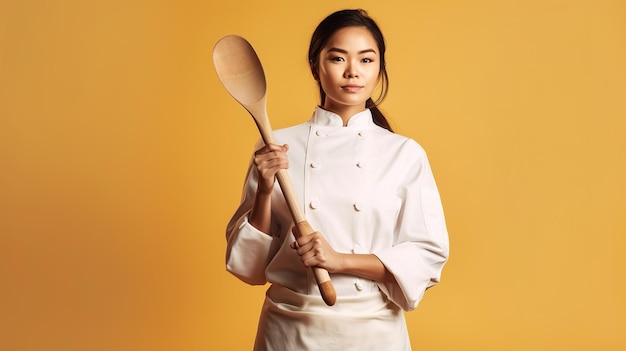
[1,0,624,350]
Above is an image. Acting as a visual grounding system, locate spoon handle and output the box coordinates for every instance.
[250,104,337,306]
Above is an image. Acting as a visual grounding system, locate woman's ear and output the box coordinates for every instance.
[310,62,320,81]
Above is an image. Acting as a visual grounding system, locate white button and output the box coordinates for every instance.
[353,202,363,211]
[355,282,363,291]
[315,130,326,137]
[310,162,321,169]
[356,161,366,168]
[310,199,321,209]
[358,131,366,137]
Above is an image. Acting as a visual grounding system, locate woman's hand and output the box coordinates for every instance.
[290,228,344,273]
[253,143,289,194]
[290,227,397,283]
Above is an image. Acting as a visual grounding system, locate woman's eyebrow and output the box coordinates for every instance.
[327,47,377,55]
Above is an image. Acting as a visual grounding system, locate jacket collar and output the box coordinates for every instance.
[310,106,374,128]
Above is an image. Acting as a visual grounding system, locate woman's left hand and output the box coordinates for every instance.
[290,228,344,273]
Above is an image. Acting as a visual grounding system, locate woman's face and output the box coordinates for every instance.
[316,26,381,120]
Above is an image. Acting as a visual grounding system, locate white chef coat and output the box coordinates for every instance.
[226,107,449,350]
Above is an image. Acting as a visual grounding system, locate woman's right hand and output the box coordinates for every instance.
[253,143,289,194]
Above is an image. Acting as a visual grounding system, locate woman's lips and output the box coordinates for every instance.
[341,85,363,92]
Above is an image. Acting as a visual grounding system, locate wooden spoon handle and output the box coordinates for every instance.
[249,112,336,305]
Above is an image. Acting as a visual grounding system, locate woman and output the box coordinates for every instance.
[225,9,449,351]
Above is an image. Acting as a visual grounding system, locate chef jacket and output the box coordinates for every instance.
[226,106,449,312]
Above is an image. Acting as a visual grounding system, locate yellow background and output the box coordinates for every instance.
[1,0,625,350]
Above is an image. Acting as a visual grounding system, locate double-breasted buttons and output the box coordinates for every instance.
[315,129,327,137]
[310,198,321,209]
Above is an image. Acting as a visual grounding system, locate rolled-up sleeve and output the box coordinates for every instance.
[374,142,449,311]
[226,215,274,285]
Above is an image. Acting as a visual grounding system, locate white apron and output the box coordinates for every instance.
[253,284,411,351]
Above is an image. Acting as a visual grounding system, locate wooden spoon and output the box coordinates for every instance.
[213,35,337,306]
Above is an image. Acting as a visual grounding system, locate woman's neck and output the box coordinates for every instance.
[322,104,367,126]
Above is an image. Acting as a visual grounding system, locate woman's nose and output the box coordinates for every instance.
[344,62,358,78]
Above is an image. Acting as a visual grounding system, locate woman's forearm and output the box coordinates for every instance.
[248,187,273,235]
[337,253,397,283]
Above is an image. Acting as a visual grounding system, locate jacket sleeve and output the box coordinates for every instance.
[225,151,281,285]
[373,141,450,311]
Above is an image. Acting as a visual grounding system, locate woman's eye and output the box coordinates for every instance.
[362,58,373,63]
[330,56,345,62]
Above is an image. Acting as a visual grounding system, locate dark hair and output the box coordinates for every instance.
[308,9,393,132]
